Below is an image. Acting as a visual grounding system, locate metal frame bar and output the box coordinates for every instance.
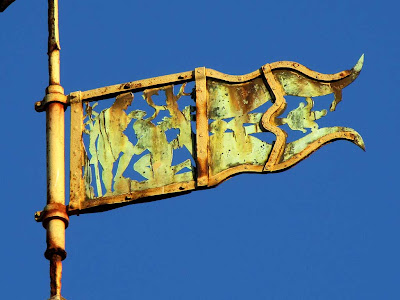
[195,67,209,187]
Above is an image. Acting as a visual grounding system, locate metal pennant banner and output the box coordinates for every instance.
[42,55,367,216]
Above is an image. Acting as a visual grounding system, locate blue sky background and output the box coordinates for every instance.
[1,0,399,299]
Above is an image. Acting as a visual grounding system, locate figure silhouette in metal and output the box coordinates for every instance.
[87,93,136,196]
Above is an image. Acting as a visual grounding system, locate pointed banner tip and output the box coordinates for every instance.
[353,54,364,73]
[357,138,366,152]
[352,131,366,151]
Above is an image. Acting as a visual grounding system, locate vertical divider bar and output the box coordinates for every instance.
[69,92,84,211]
[195,67,209,187]
[261,64,287,171]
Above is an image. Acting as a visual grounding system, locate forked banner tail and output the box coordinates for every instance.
[60,56,364,215]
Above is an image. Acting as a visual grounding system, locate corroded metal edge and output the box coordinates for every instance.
[65,68,264,104]
[69,71,195,103]
[68,181,196,215]
[272,129,365,172]
[58,55,363,106]
[208,165,264,187]
[205,68,262,82]
[267,55,364,83]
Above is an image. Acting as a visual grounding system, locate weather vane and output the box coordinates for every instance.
[0,0,365,299]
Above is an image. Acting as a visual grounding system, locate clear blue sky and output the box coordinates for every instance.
[1,1,399,299]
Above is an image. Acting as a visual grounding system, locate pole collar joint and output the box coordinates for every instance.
[45,248,67,261]
[35,203,69,229]
[35,85,67,112]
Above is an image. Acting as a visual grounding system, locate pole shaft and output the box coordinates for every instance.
[48,0,60,85]
[45,0,66,298]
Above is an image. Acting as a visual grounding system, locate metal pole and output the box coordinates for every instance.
[42,0,69,299]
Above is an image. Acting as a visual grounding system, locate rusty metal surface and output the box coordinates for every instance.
[270,55,364,111]
[49,254,63,298]
[195,67,209,187]
[69,82,196,212]
[75,71,194,103]
[207,78,272,178]
[278,127,364,171]
[35,0,68,299]
[65,57,364,215]
[262,55,365,172]
[69,92,85,211]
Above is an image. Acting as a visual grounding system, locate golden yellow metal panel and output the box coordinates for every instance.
[207,78,272,184]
